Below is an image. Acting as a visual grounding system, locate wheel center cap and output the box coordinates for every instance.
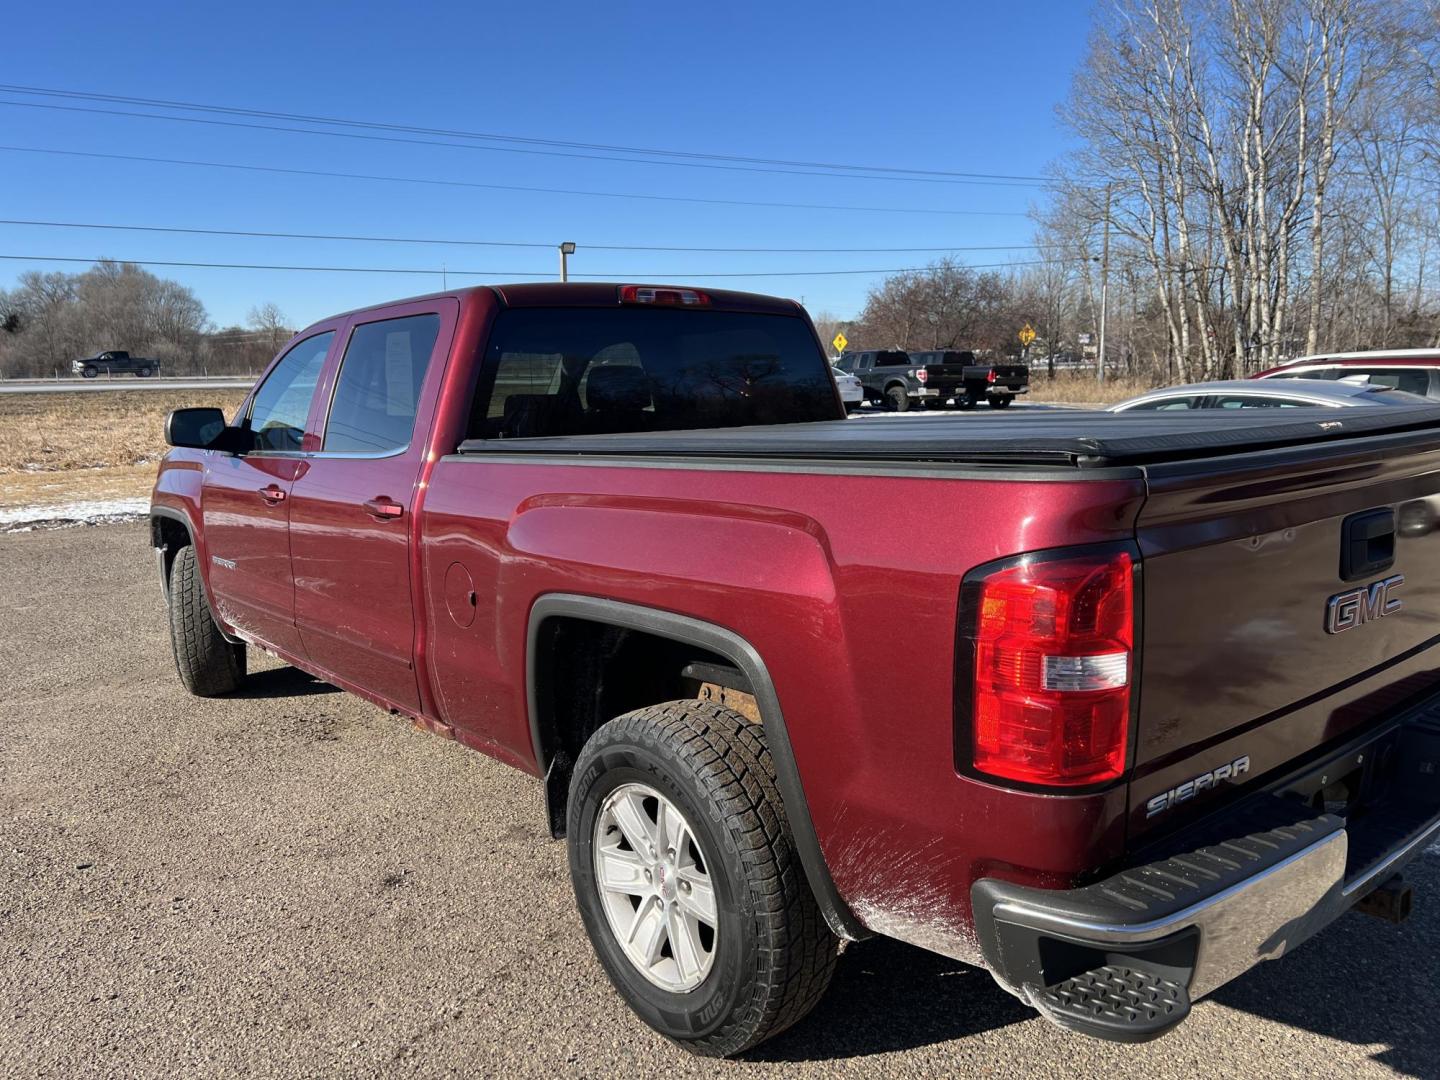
[657,862,676,902]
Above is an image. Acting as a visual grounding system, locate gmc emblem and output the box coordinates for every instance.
[1326,574,1404,634]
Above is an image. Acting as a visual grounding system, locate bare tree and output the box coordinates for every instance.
[247,302,292,356]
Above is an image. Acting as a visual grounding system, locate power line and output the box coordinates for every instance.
[0,253,1079,279]
[0,99,1047,189]
[0,218,1049,255]
[0,83,1055,184]
[0,145,1035,219]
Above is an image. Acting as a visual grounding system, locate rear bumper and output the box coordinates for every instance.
[971,707,1440,1039]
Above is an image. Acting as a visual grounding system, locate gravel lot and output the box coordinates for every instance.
[3,523,1437,1078]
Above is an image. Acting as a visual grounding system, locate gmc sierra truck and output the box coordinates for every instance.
[72,350,159,378]
[152,283,1440,1057]
[837,348,1029,410]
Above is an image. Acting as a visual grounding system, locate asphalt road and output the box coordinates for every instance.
[3,523,1437,1079]
[0,377,254,395]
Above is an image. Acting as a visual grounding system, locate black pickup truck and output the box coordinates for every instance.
[838,349,1029,410]
[72,350,160,378]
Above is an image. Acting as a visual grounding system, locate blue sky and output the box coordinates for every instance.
[1,0,1090,329]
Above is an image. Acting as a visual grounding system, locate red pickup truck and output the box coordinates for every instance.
[152,283,1440,1056]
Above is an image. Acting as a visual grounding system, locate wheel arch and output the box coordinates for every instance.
[526,593,866,940]
[150,505,196,602]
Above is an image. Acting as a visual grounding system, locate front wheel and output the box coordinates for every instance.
[168,545,246,696]
[81,366,98,379]
[987,395,1013,409]
[567,701,838,1057]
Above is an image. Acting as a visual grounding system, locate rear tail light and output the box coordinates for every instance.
[987,369,998,383]
[619,285,710,306]
[962,549,1135,787]
[916,367,929,383]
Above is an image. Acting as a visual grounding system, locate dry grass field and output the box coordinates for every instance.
[0,390,247,511]
[1026,371,1152,406]
[0,375,1140,513]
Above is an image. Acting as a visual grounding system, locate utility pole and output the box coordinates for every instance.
[558,242,576,282]
[1097,183,1111,387]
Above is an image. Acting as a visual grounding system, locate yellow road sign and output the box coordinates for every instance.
[832,332,848,353]
[1018,324,1036,347]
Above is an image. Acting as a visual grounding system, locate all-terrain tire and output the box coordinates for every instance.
[82,365,98,378]
[167,544,245,696]
[567,700,839,1057]
[886,384,910,412]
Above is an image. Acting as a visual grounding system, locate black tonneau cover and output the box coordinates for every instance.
[456,405,1440,468]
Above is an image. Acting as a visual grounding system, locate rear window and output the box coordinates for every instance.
[470,308,838,439]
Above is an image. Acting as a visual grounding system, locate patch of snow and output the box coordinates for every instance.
[0,497,149,532]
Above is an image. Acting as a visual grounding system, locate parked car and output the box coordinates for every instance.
[1254,349,1440,398]
[71,350,160,378]
[832,365,864,412]
[1109,378,1428,411]
[154,283,1440,1056]
[837,349,1029,410]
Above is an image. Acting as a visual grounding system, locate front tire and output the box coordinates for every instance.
[567,700,838,1057]
[82,365,98,379]
[167,545,245,696]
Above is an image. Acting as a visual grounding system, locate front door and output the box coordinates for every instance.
[288,302,455,712]
[201,330,335,655]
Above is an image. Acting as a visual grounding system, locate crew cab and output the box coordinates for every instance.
[72,350,159,378]
[837,349,1029,410]
[152,284,1440,1056]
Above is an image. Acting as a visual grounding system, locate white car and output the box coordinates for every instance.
[832,366,864,412]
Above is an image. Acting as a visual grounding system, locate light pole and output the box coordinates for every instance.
[558,242,576,282]
[1092,255,1109,388]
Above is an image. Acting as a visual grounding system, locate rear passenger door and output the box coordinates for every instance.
[287,300,457,712]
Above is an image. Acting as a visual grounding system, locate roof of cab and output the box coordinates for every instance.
[310,282,803,326]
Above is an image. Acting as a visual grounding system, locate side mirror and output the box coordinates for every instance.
[165,407,248,453]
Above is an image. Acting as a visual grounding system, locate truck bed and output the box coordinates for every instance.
[457,405,1440,468]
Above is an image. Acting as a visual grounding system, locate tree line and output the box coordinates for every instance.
[837,0,1440,382]
[0,261,294,378]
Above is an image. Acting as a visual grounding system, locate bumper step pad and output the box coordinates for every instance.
[1026,965,1191,1043]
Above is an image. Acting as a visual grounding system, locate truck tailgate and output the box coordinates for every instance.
[1131,429,1440,840]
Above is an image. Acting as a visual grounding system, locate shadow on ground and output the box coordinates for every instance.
[748,936,1030,1061]
[230,665,341,700]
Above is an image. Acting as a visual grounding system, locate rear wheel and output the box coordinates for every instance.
[137,365,152,377]
[568,700,838,1057]
[886,384,910,412]
[987,395,1013,409]
[167,544,246,696]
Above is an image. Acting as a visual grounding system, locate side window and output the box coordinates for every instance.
[1345,368,1432,397]
[1125,398,1196,411]
[246,331,333,451]
[324,314,441,453]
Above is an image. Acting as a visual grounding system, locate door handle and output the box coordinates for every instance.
[363,496,405,521]
[259,484,287,505]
